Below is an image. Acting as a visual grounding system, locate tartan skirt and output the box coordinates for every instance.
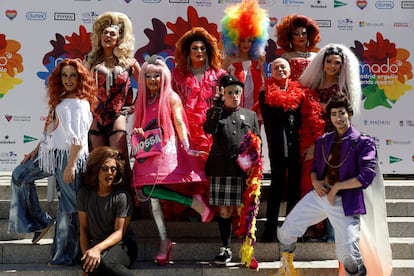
[209,176,245,206]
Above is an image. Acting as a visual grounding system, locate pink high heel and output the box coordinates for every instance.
[155,240,172,266]
[193,194,214,222]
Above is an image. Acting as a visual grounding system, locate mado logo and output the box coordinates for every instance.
[353,32,413,110]
[26,12,47,21]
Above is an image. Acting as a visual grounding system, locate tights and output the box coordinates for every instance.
[144,186,193,241]
[143,186,192,207]
[218,217,232,247]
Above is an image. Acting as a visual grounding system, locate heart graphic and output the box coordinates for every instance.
[5,115,12,122]
[269,17,278,27]
[5,10,17,20]
[124,0,132,3]
[356,0,367,9]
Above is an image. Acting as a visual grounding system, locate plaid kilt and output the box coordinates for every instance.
[209,176,245,206]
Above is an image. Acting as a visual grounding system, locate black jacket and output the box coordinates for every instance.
[204,106,259,177]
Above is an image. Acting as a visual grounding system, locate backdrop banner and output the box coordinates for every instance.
[0,0,413,174]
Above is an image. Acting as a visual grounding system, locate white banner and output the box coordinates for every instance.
[0,0,413,174]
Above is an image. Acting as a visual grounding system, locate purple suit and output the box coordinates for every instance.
[312,126,377,216]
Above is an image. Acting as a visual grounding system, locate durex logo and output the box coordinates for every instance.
[375,1,394,9]
[26,12,47,21]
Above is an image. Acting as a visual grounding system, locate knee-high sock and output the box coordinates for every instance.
[218,217,232,248]
[149,198,167,240]
[143,186,192,207]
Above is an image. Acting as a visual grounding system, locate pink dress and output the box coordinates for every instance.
[131,97,206,187]
[172,67,226,156]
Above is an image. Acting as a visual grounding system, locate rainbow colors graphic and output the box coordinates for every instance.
[0,34,23,99]
[37,26,91,86]
[33,11,413,111]
[352,33,413,109]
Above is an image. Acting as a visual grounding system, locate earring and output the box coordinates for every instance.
[289,42,293,50]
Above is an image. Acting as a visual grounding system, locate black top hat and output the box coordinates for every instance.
[219,74,244,88]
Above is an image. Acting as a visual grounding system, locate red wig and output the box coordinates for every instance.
[47,59,98,111]
[276,14,321,52]
[174,27,222,74]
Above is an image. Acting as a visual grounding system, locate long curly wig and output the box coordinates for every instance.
[174,27,222,74]
[85,11,135,69]
[82,146,126,189]
[299,43,362,115]
[276,14,321,52]
[221,0,269,59]
[47,58,98,111]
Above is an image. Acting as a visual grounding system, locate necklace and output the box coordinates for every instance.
[147,92,160,105]
[296,51,310,58]
[321,140,351,169]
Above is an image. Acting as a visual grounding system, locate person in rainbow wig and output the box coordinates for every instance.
[221,0,269,123]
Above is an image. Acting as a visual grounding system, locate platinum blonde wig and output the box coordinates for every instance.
[85,11,135,69]
[299,43,362,115]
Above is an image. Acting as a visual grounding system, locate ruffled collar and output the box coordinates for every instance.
[264,79,305,111]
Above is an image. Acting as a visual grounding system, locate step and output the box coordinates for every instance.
[1,195,413,221]
[1,221,413,260]
[0,253,412,275]
[1,215,414,241]
[1,178,414,201]
[0,260,412,276]
[1,236,413,262]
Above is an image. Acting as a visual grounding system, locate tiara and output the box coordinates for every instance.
[144,54,159,64]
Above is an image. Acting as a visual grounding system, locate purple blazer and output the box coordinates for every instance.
[312,126,377,216]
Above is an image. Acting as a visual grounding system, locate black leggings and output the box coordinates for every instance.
[83,238,137,276]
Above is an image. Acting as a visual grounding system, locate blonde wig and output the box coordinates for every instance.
[85,11,135,69]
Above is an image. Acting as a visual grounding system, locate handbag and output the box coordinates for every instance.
[131,128,163,159]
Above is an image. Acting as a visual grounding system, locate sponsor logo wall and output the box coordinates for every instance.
[0,0,413,174]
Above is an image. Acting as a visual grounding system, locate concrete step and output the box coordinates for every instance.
[1,178,414,200]
[1,219,413,259]
[1,216,414,241]
[1,236,413,262]
[0,260,412,276]
[0,241,412,275]
[1,195,413,221]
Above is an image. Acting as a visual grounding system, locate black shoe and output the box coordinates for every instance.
[32,223,54,244]
[214,247,232,265]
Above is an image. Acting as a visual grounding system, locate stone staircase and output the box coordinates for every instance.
[0,172,413,275]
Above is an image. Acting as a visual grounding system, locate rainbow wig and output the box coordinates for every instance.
[221,0,269,59]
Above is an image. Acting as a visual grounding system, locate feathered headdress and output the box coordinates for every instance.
[221,0,269,59]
